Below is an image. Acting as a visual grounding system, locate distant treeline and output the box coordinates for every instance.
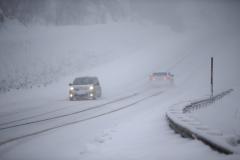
[0,0,129,25]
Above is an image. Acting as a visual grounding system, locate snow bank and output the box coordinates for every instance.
[191,89,240,148]
[166,89,240,154]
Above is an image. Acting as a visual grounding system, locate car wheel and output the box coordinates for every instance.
[69,96,74,101]
[92,96,97,100]
[98,90,102,98]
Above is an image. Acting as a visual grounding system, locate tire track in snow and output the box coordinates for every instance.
[0,92,139,130]
[0,91,163,146]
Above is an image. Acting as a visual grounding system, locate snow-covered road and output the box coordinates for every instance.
[0,87,164,145]
[0,76,239,160]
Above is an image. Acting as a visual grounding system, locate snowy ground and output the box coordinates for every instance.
[190,88,240,145]
[0,22,240,160]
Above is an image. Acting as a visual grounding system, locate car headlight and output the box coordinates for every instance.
[89,85,94,90]
[70,86,74,91]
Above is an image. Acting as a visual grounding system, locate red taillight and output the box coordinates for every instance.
[150,76,155,80]
[165,76,171,80]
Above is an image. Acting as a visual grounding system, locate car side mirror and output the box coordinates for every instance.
[69,83,73,86]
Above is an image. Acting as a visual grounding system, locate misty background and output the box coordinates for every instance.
[0,0,240,92]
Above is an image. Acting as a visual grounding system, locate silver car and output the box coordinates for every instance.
[69,77,102,100]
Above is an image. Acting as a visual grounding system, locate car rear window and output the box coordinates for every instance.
[153,72,174,77]
[153,72,167,76]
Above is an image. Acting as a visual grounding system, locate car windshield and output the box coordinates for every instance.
[73,77,97,85]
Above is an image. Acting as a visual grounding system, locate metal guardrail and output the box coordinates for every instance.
[166,89,234,154]
[183,89,233,113]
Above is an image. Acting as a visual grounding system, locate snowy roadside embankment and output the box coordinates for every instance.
[0,23,118,92]
[166,89,240,154]
[191,89,240,149]
[1,22,156,93]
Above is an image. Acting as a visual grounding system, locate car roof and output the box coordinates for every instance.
[152,72,174,76]
[73,77,99,84]
[153,72,168,75]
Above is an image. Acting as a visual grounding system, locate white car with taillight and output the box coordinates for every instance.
[149,72,174,86]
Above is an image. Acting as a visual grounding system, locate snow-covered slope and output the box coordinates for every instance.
[0,22,156,92]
